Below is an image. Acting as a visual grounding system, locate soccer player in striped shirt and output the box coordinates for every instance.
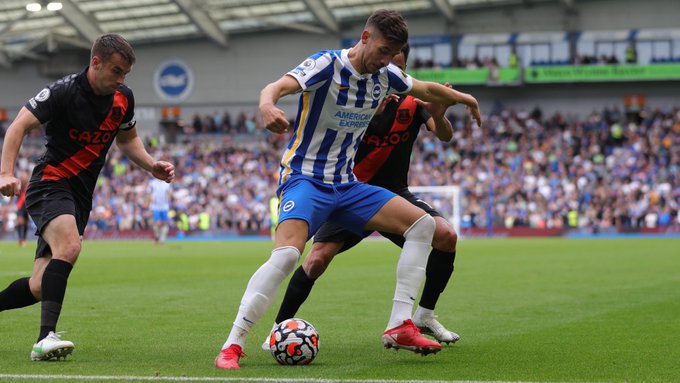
[269,43,461,349]
[216,9,481,369]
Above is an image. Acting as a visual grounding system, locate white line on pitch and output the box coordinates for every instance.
[0,374,552,383]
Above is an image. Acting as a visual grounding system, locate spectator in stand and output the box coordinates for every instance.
[2,106,679,235]
[626,43,637,64]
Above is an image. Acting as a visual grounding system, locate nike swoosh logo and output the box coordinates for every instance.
[242,317,254,325]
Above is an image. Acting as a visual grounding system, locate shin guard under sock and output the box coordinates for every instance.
[0,277,38,312]
[419,250,456,310]
[39,259,73,341]
[275,266,316,324]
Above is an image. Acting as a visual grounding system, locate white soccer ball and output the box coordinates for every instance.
[269,318,319,365]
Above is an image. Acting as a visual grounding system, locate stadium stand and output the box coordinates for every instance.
[2,105,678,239]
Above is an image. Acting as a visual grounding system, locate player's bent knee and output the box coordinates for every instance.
[404,215,436,243]
[269,246,301,275]
[52,242,81,264]
[303,252,333,279]
[433,228,457,252]
[28,277,42,300]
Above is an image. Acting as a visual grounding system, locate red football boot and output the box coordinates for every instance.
[215,344,245,370]
[382,319,441,356]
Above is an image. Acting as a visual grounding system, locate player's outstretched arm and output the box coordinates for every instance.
[116,127,175,183]
[416,83,454,142]
[409,79,482,127]
[0,107,41,197]
[259,75,302,134]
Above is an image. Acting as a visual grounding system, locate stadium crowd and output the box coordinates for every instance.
[1,105,678,236]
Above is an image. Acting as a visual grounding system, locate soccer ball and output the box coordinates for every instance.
[269,318,319,365]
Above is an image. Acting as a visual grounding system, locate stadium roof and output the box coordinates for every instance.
[0,0,561,67]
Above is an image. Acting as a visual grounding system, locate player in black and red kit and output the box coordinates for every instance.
[0,33,175,361]
[268,43,461,347]
[15,172,30,247]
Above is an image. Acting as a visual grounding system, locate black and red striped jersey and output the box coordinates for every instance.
[353,95,430,190]
[25,67,136,204]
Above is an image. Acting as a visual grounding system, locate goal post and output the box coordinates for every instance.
[408,185,462,235]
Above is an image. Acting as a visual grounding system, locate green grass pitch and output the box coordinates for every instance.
[1,238,679,382]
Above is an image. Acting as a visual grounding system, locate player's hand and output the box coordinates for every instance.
[375,94,399,115]
[0,174,21,197]
[260,104,290,134]
[151,161,175,183]
[414,85,452,120]
[464,95,482,127]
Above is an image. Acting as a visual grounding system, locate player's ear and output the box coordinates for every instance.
[91,55,102,69]
[360,30,370,44]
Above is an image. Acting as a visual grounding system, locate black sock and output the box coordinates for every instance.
[419,250,456,310]
[39,259,73,341]
[0,277,38,312]
[17,224,27,241]
[275,266,316,324]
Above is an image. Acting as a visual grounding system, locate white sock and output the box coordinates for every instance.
[160,225,169,243]
[414,306,434,321]
[223,246,300,349]
[387,215,435,329]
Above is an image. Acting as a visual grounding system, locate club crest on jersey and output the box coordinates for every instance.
[34,88,50,102]
[397,109,411,124]
[372,84,382,99]
[111,107,123,124]
[282,200,295,213]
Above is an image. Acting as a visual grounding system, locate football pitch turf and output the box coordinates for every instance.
[0,238,679,383]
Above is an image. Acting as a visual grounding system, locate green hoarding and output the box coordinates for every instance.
[525,64,680,83]
[409,64,680,85]
[409,68,489,85]
[408,68,522,85]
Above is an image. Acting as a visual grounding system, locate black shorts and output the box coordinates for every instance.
[313,187,443,253]
[25,181,90,259]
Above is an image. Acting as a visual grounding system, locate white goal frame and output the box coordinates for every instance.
[409,185,461,235]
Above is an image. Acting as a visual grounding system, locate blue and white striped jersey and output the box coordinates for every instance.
[279,49,413,185]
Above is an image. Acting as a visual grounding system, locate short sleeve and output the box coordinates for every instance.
[386,63,413,95]
[120,86,136,131]
[286,51,335,92]
[25,82,67,124]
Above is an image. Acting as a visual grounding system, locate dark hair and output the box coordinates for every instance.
[91,33,136,65]
[401,42,410,63]
[365,9,408,46]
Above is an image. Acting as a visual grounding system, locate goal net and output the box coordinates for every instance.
[409,185,462,235]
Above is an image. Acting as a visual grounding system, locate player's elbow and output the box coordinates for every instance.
[439,130,453,142]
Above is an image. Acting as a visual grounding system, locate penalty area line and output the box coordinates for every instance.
[0,375,553,383]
